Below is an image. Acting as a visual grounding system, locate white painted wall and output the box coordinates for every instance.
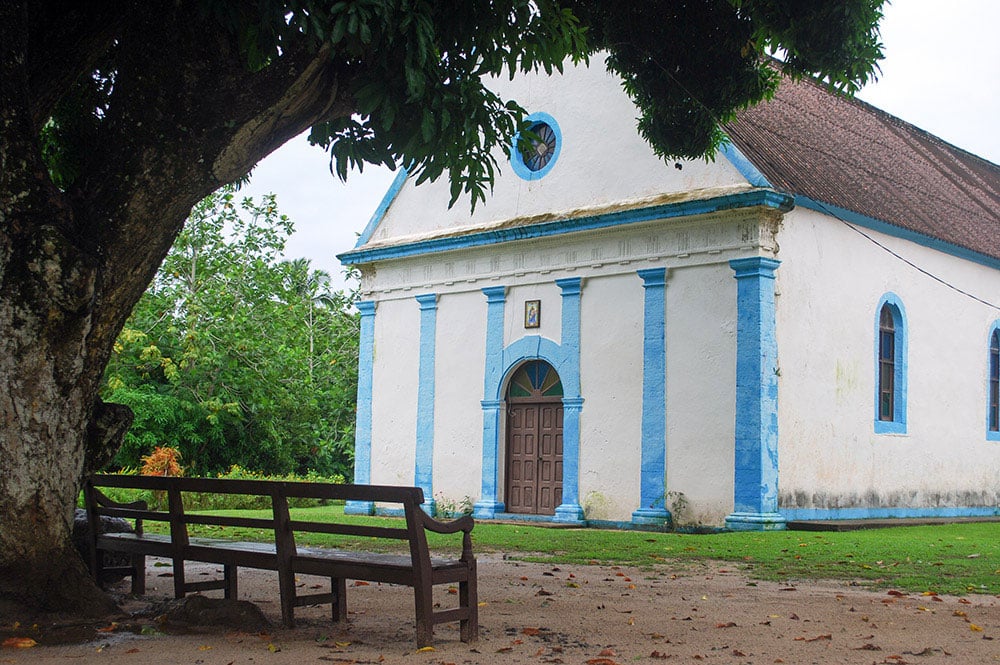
[431,290,488,506]
[365,58,749,247]
[578,272,644,521]
[775,207,1000,511]
[368,297,419,487]
[663,263,739,525]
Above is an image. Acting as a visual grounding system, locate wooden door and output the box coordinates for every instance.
[504,361,564,515]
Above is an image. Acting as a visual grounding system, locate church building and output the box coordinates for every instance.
[337,59,1000,530]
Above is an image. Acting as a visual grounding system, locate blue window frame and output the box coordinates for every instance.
[989,323,1000,441]
[874,293,907,434]
[511,112,562,181]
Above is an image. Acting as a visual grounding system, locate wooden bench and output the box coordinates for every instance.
[83,474,478,646]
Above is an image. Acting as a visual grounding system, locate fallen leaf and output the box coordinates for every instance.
[536,588,553,596]
[2,638,37,649]
[793,634,832,642]
[522,627,540,636]
[887,590,906,597]
[126,648,141,654]
[199,645,214,651]
[715,622,737,628]
[416,646,436,652]
[267,643,280,653]
[585,658,619,665]
[649,651,672,659]
[97,622,118,632]
[353,581,370,587]
[495,646,513,653]
[854,643,881,651]
[478,601,488,607]
[970,624,984,632]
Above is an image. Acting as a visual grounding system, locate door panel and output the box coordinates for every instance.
[506,401,563,515]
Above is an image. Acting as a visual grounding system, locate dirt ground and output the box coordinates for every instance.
[3,555,998,665]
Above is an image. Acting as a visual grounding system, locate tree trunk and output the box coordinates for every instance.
[0,1,351,620]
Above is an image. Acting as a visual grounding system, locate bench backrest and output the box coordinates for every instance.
[85,474,435,573]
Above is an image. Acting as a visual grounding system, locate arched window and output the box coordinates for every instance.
[989,325,1000,440]
[874,294,907,434]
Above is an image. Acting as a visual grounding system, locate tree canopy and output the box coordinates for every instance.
[104,189,358,478]
[1,0,884,619]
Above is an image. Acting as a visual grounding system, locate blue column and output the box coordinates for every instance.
[725,257,786,531]
[473,286,507,518]
[346,300,377,515]
[554,278,585,523]
[632,268,670,526]
[415,293,438,515]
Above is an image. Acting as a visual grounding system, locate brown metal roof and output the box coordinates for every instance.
[725,76,1000,263]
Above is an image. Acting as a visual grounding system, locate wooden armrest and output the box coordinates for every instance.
[90,486,147,535]
[417,513,476,563]
[417,512,474,535]
[92,487,148,511]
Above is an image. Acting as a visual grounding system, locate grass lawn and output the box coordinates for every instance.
[143,505,1000,597]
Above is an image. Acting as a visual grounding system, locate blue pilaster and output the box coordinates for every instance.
[415,293,438,515]
[554,278,585,523]
[632,268,670,526]
[725,257,785,531]
[346,300,377,515]
[473,286,507,518]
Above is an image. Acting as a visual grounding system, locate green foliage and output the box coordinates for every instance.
[103,189,359,477]
[297,0,884,207]
[36,2,885,207]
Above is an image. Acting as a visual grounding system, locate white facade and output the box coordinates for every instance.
[340,59,1000,528]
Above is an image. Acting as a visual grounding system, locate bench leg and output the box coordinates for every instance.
[224,565,238,599]
[414,583,434,648]
[131,554,146,595]
[172,557,186,598]
[331,578,347,622]
[459,561,479,643]
[277,568,296,628]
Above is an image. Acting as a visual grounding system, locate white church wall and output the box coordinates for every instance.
[577,272,644,521]
[505,282,564,348]
[364,60,750,247]
[662,262,740,526]
[775,208,1000,516]
[431,290,489,507]
[368,296,420,487]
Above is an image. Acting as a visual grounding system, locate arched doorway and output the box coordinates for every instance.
[505,361,564,515]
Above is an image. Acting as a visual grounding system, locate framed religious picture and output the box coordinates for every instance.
[524,300,541,328]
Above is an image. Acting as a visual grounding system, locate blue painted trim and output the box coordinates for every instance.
[414,293,438,515]
[473,286,507,519]
[633,268,670,526]
[783,506,1000,521]
[339,190,795,265]
[354,167,409,248]
[725,257,785,532]
[511,112,562,181]
[873,293,908,435]
[554,277,585,523]
[719,140,773,188]
[796,196,1000,273]
[501,335,571,397]
[345,300,377,515]
[988,322,1000,441]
